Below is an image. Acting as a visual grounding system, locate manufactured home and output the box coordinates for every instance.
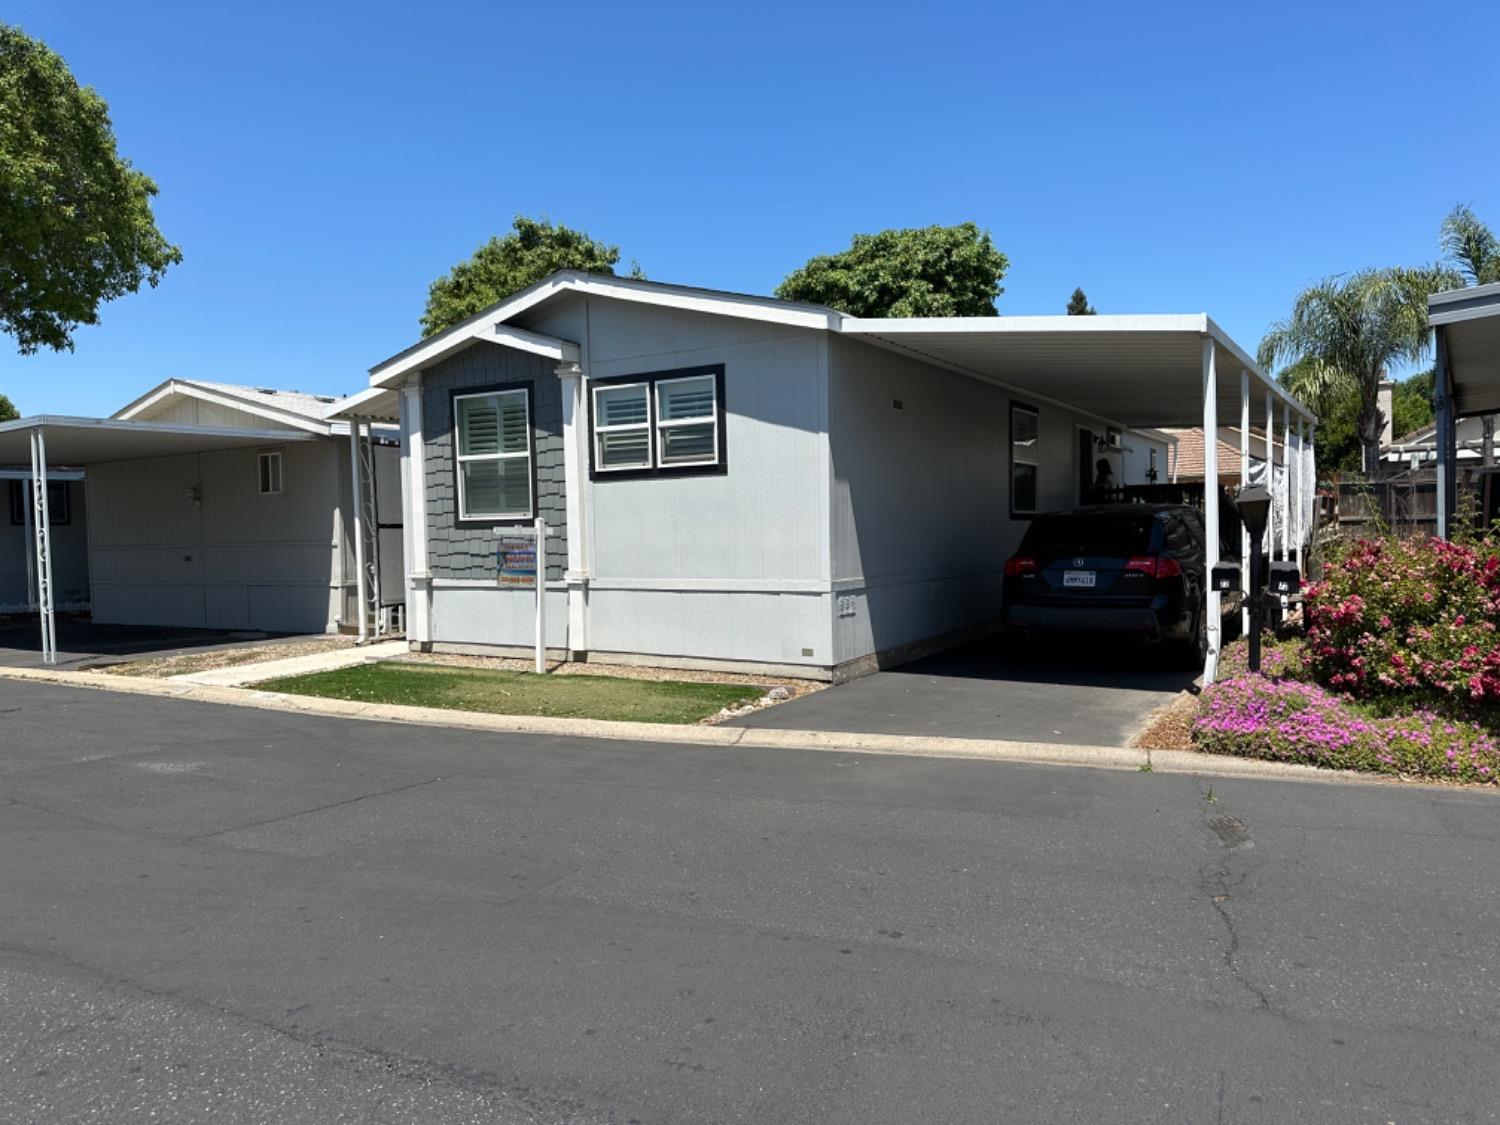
[337,272,1316,681]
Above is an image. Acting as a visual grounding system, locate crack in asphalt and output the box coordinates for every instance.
[188,776,446,840]
[1196,783,1277,1016]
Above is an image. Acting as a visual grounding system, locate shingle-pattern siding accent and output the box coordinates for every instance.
[422,343,567,581]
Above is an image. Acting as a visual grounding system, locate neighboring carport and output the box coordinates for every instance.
[1429,282,1500,536]
[0,416,314,664]
[842,314,1318,681]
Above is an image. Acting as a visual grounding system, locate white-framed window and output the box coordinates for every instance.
[453,388,533,521]
[654,374,719,467]
[1010,403,1039,517]
[258,451,283,496]
[592,382,652,471]
[589,365,725,477]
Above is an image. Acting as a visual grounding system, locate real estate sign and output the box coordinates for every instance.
[497,535,537,589]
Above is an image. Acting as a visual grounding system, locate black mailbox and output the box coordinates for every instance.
[1211,561,1241,593]
[1268,561,1301,596]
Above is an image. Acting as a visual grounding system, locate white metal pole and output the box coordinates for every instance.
[349,423,368,644]
[1265,389,1277,560]
[1202,339,1221,683]
[32,430,56,664]
[1297,416,1308,573]
[1239,371,1251,637]
[534,516,546,674]
[1283,401,1293,569]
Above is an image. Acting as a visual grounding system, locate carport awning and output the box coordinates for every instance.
[0,415,315,467]
[842,314,1315,428]
[1430,282,1500,416]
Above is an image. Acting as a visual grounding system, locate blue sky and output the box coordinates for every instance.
[4,0,1498,416]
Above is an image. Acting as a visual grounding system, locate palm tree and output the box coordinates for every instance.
[1441,204,1500,465]
[1258,267,1458,473]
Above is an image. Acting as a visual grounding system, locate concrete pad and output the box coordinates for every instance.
[176,639,408,686]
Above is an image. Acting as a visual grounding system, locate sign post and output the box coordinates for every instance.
[496,520,546,674]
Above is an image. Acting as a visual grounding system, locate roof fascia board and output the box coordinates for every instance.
[370,319,582,389]
[840,313,1209,336]
[1204,316,1317,424]
[1429,281,1500,324]
[0,415,317,441]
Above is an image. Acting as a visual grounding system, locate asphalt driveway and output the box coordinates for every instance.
[0,618,310,669]
[1,679,1495,1124]
[731,634,1197,745]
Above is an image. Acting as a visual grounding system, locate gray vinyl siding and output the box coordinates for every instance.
[86,441,341,632]
[421,342,567,582]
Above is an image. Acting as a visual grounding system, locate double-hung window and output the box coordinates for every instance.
[590,365,724,477]
[258,451,283,495]
[1010,403,1040,517]
[454,388,533,520]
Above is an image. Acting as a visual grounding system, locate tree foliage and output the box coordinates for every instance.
[421,216,631,337]
[0,23,181,353]
[775,223,1008,317]
[1066,287,1095,315]
[1259,267,1458,472]
[0,392,16,421]
[1441,204,1500,286]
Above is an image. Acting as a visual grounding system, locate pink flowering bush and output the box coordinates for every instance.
[1302,536,1500,714]
[1194,675,1499,784]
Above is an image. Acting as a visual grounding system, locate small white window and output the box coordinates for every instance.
[258,451,283,495]
[654,375,719,467]
[1010,404,1039,516]
[454,389,533,520]
[593,382,652,471]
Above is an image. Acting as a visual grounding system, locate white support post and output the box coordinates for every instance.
[556,360,588,659]
[1202,339,1221,683]
[1265,389,1277,560]
[402,382,432,646]
[1297,416,1308,574]
[1239,370,1251,637]
[30,429,56,665]
[1282,400,1293,569]
[349,423,368,644]
[534,516,547,674]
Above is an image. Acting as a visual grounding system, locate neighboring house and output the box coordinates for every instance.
[331,272,1310,682]
[1381,415,1500,468]
[1159,426,1284,487]
[1,379,402,635]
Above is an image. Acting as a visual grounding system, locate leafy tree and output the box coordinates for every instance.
[1440,204,1499,464]
[1391,370,1434,439]
[0,23,181,353]
[1259,267,1458,473]
[422,216,632,336]
[0,392,16,421]
[775,223,1008,317]
[1066,287,1096,315]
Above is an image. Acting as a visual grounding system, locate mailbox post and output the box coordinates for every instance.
[1233,487,1273,674]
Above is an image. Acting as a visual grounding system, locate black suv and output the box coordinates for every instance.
[1002,504,1209,665]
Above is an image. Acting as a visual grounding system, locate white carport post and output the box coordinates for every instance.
[1296,416,1308,573]
[1202,339,1221,683]
[1265,388,1277,560]
[1239,370,1251,636]
[29,427,56,665]
[348,422,368,644]
[1282,399,1293,567]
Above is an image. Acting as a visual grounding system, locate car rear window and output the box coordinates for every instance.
[1020,514,1156,557]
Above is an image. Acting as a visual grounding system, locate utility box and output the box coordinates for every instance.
[1268,561,1301,596]
[1210,561,1242,594]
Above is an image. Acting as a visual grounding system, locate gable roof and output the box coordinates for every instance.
[113,378,359,435]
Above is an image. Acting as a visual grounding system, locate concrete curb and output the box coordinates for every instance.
[0,664,1463,791]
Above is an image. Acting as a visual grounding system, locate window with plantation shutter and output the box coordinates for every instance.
[454,388,532,520]
[588,365,726,478]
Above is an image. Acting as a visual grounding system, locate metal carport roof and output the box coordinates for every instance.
[1429,282,1500,417]
[0,415,315,466]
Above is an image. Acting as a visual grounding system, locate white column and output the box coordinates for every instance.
[402,381,432,646]
[1282,400,1293,567]
[556,361,588,658]
[30,429,56,664]
[1265,388,1277,560]
[348,422,368,643]
[1239,370,1251,637]
[1297,416,1308,573]
[1202,339,1221,683]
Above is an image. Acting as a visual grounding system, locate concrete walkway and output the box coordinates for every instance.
[175,639,408,687]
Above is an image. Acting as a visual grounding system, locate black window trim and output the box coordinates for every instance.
[447,380,540,530]
[588,364,728,481]
[1009,400,1041,520]
[8,479,72,527]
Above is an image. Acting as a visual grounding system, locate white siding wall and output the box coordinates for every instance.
[827,336,1147,665]
[87,441,341,632]
[0,481,91,612]
[132,396,291,432]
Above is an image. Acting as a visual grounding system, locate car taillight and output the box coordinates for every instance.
[1126,556,1182,579]
[1004,556,1038,577]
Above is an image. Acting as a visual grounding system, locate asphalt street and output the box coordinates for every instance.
[1,678,1497,1123]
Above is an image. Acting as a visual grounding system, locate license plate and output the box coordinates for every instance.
[1063,570,1096,588]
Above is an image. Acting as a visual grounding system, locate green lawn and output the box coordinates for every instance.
[253,662,765,724]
